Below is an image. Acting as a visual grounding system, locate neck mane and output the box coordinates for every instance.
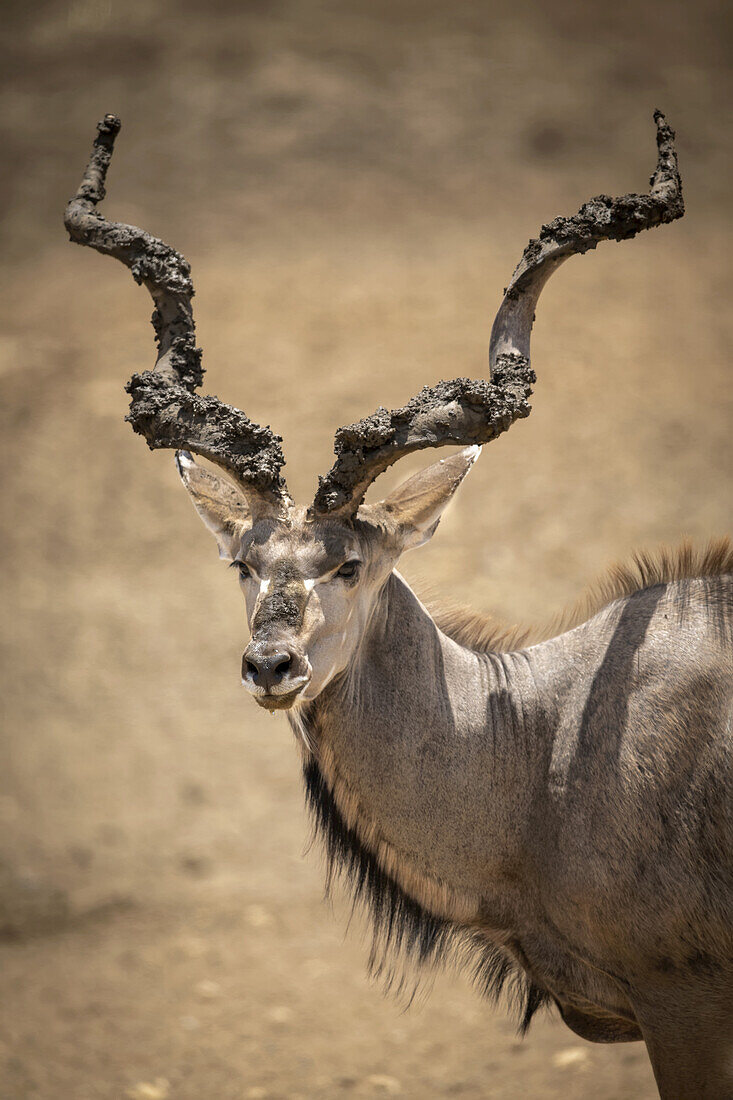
[291,571,550,1027]
[433,536,733,652]
[289,536,732,1029]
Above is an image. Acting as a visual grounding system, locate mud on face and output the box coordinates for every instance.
[176,448,481,708]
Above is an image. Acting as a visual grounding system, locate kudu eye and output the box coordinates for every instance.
[232,561,251,580]
[337,560,361,579]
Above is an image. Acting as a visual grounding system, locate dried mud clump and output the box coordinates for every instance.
[65,115,288,501]
[313,354,535,514]
[66,111,682,516]
[125,373,287,495]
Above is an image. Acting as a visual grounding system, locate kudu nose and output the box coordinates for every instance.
[243,648,294,693]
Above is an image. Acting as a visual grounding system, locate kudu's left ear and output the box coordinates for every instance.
[374,445,481,551]
[175,451,252,560]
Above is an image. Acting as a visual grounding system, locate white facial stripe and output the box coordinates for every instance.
[249,576,270,620]
[302,555,362,590]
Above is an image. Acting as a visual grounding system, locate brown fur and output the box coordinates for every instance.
[433,537,733,654]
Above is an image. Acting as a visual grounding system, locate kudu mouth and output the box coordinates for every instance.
[241,641,312,710]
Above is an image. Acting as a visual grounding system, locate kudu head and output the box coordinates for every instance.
[175,444,481,707]
[65,113,683,710]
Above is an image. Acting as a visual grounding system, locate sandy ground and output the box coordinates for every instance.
[0,0,731,1096]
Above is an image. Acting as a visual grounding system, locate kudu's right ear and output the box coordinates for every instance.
[175,451,252,560]
[371,445,481,551]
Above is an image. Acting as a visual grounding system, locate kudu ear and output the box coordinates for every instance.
[373,445,481,551]
[175,451,253,560]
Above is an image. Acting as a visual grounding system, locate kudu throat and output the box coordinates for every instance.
[295,573,541,926]
[295,571,552,1023]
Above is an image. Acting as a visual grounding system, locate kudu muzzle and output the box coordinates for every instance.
[241,566,313,707]
[241,639,312,707]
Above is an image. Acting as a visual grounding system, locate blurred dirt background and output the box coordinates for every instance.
[0,0,731,1096]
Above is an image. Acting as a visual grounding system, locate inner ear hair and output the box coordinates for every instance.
[177,452,251,518]
[381,446,481,533]
[176,451,252,556]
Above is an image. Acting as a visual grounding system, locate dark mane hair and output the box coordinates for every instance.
[302,756,550,1032]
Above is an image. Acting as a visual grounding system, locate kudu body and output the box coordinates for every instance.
[66,114,733,1098]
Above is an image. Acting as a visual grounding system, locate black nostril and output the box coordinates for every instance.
[272,654,292,677]
[243,649,295,691]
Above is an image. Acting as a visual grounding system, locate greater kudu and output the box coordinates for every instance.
[65,114,732,1098]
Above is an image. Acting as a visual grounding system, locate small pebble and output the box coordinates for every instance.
[366,1074,402,1095]
[552,1047,589,1068]
[126,1080,170,1100]
[266,1005,293,1024]
[195,979,222,999]
[246,904,272,928]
